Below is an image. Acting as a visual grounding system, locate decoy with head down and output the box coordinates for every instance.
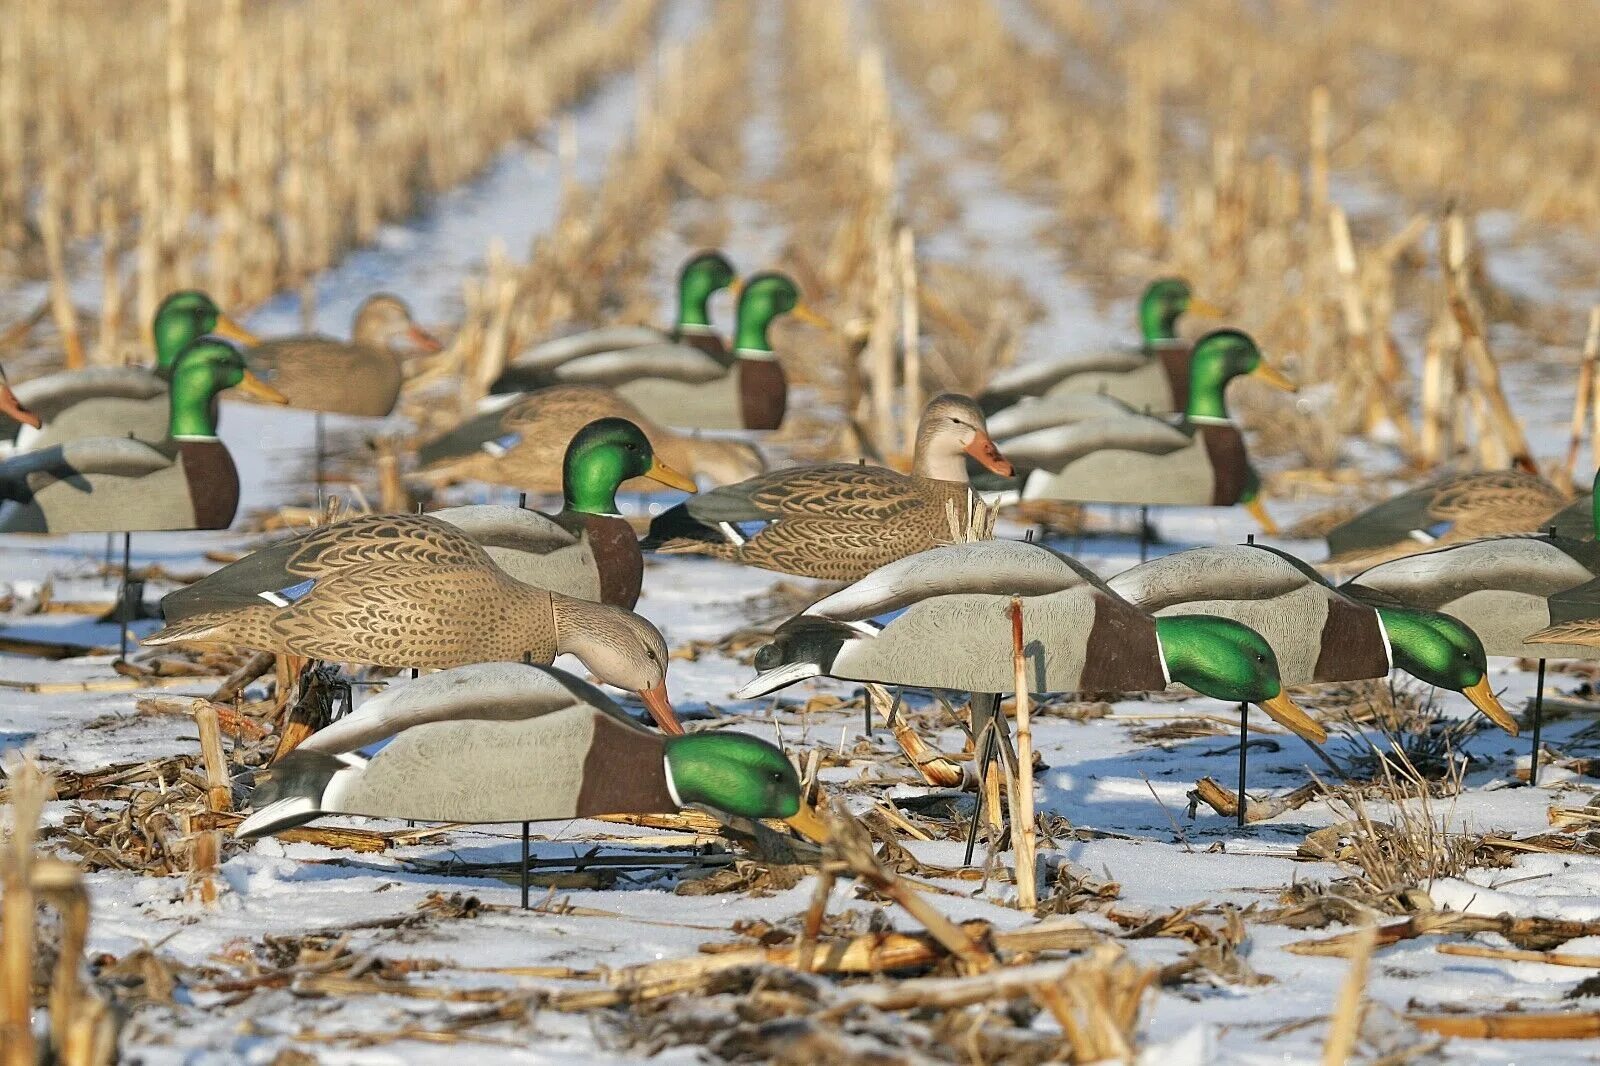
[989,330,1295,532]
[737,539,1324,743]
[234,662,828,843]
[0,339,288,533]
[2,290,259,450]
[644,394,1013,582]
[145,512,685,734]
[417,385,762,494]
[979,277,1222,415]
[1107,543,1516,732]
[242,293,442,417]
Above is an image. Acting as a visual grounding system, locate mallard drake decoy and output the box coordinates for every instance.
[643,394,1012,581]
[979,277,1222,415]
[416,385,764,493]
[736,539,1323,741]
[244,293,441,417]
[1343,484,1600,663]
[4,290,259,449]
[492,250,738,384]
[234,662,828,841]
[143,512,685,733]
[1324,468,1569,564]
[993,329,1294,532]
[1107,543,1516,732]
[0,339,288,533]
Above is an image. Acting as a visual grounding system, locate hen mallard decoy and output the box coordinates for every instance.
[144,512,684,733]
[244,293,441,417]
[644,394,1013,581]
[992,330,1294,532]
[493,272,825,431]
[1324,468,1569,564]
[1107,543,1516,732]
[0,339,287,533]
[492,250,738,385]
[416,385,764,493]
[736,540,1323,742]
[4,290,259,449]
[234,662,828,842]
[979,277,1221,415]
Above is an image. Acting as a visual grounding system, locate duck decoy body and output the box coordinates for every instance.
[492,250,737,387]
[5,290,259,450]
[979,277,1221,415]
[234,662,828,841]
[417,385,764,494]
[0,339,287,533]
[738,539,1324,741]
[994,330,1294,530]
[1324,468,1569,564]
[1108,543,1516,731]
[244,294,441,417]
[645,394,1013,581]
[145,512,684,732]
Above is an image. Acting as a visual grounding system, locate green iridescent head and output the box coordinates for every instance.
[663,732,804,821]
[676,250,738,330]
[1154,615,1283,703]
[1139,278,1193,344]
[734,272,822,353]
[1375,607,1516,732]
[561,417,696,515]
[151,291,259,376]
[166,340,253,439]
[1184,329,1296,421]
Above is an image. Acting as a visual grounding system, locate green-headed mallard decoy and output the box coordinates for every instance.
[644,394,1013,582]
[736,539,1323,742]
[5,290,260,449]
[416,384,763,494]
[242,294,441,417]
[993,329,1295,532]
[234,662,829,842]
[494,272,826,432]
[493,250,739,386]
[1107,543,1516,732]
[0,339,288,533]
[1323,468,1569,565]
[144,512,685,733]
[979,277,1223,415]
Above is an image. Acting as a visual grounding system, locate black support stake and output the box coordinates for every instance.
[1529,658,1547,786]
[1139,506,1150,562]
[864,685,873,738]
[1236,702,1249,828]
[314,411,326,501]
[118,531,132,662]
[521,821,532,909]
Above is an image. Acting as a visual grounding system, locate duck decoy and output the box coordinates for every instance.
[991,330,1294,532]
[1107,543,1516,732]
[1324,468,1569,564]
[233,662,829,845]
[143,512,685,733]
[4,290,258,450]
[644,394,1012,581]
[979,277,1221,415]
[491,250,739,387]
[243,293,442,417]
[416,385,765,494]
[0,339,287,534]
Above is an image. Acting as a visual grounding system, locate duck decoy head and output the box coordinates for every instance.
[564,418,697,505]
[917,393,1014,478]
[356,293,443,353]
[0,366,40,429]
[1141,277,1222,343]
[663,731,829,842]
[1374,607,1517,735]
[736,272,830,347]
[737,618,862,700]
[153,290,260,375]
[555,601,683,734]
[1154,615,1326,742]
[680,249,740,319]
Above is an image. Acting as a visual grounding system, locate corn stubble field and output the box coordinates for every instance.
[3,0,1600,1063]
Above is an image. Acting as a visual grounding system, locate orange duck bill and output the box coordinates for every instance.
[639,680,686,735]
[0,382,40,429]
[965,432,1014,477]
[408,324,445,353]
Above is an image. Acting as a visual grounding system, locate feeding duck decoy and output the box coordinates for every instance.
[242,293,442,417]
[144,512,685,733]
[736,539,1323,742]
[234,662,828,842]
[492,250,739,385]
[990,330,1294,532]
[644,394,1013,581]
[3,290,259,450]
[0,339,287,533]
[416,384,764,493]
[493,272,826,431]
[1323,467,1570,565]
[1107,543,1516,732]
[979,277,1222,415]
